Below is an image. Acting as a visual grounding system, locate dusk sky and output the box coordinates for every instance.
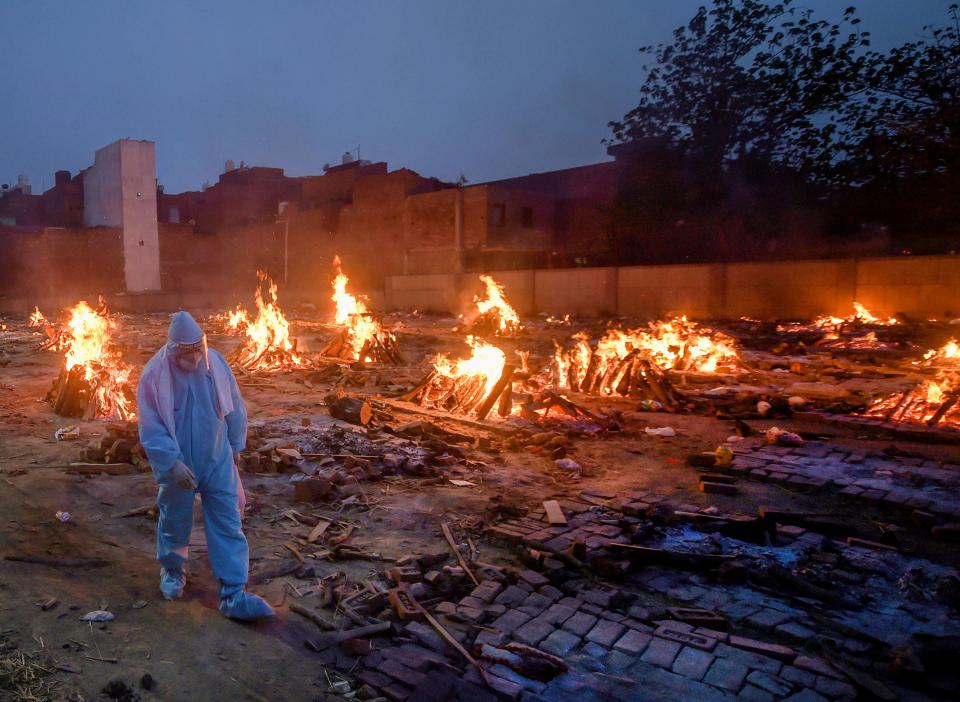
[1,1,954,193]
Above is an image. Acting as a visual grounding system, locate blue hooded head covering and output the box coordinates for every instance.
[138,310,235,439]
[168,311,204,346]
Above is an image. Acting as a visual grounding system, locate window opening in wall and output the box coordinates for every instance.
[490,203,506,227]
[521,206,534,228]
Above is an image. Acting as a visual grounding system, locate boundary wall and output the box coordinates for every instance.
[384,255,960,319]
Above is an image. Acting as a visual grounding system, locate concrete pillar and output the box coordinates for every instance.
[83,139,162,293]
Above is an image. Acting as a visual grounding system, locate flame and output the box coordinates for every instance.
[920,338,959,366]
[433,336,507,398]
[472,275,522,335]
[852,302,898,326]
[231,272,306,371]
[29,306,48,327]
[59,300,136,419]
[781,302,900,333]
[553,317,740,392]
[865,338,959,428]
[227,305,250,332]
[329,256,396,362]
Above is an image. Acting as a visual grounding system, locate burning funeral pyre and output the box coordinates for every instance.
[227,271,309,372]
[400,336,603,424]
[865,338,959,429]
[462,274,523,336]
[550,316,740,401]
[773,302,911,352]
[322,256,402,364]
[401,336,513,418]
[28,306,47,327]
[46,300,136,420]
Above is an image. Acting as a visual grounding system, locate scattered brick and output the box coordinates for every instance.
[585,620,626,647]
[745,608,795,631]
[561,611,597,637]
[539,629,581,657]
[612,629,651,656]
[513,618,555,646]
[670,646,714,681]
[702,657,749,692]
[794,655,843,680]
[746,670,792,697]
[653,625,718,652]
[517,569,550,588]
[540,603,576,626]
[494,585,529,607]
[728,635,796,661]
[492,609,531,632]
[814,675,857,699]
[640,637,682,668]
[381,658,427,688]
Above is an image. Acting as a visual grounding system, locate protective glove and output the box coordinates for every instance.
[170,460,197,490]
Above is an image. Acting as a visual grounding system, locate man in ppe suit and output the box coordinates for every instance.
[137,311,273,620]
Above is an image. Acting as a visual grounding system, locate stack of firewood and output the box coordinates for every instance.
[72,421,150,474]
[555,349,678,409]
[323,325,403,364]
[401,364,517,419]
[228,338,307,371]
[47,365,136,420]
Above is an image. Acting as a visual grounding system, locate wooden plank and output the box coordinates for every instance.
[542,500,567,526]
[375,398,524,437]
[423,611,489,684]
[475,364,516,420]
[440,522,480,586]
[308,518,332,543]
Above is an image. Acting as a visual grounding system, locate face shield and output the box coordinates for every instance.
[171,339,204,371]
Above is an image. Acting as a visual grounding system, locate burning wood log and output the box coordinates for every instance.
[864,339,959,430]
[551,317,739,400]
[475,364,516,419]
[328,396,373,426]
[45,301,136,420]
[402,337,516,418]
[227,271,309,372]
[327,256,403,364]
[322,324,402,364]
[462,275,523,336]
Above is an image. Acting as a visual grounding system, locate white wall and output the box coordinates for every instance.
[83,142,123,228]
[119,141,161,292]
[83,140,161,292]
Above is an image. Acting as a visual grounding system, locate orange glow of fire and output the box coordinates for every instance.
[866,338,959,428]
[473,275,522,335]
[807,302,898,330]
[919,338,959,366]
[433,336,507,399]
[553,317,740,391]
[29,306,48,327]
[61,300,136,419]
[231,272,306,371]
[330,255,388,361]
[226,305,250,332]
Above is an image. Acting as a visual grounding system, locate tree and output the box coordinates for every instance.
[607,1,960,260]
[609,0,870,184]
[851,4,959,183]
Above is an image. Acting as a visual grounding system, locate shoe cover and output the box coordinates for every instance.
[160,568,186,600]
[218,590,275,620]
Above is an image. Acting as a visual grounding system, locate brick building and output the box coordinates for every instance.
[2,142,628,309]
[156,151,627,293]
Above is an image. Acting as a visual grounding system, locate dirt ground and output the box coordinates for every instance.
[1,311,958,701]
